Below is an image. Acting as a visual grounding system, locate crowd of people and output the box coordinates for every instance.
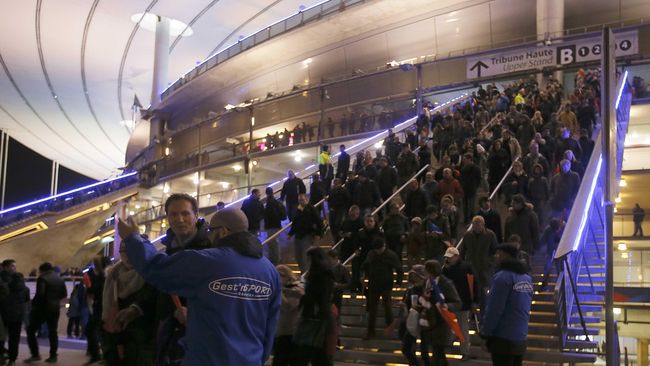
[0,70,604,366]
[230,73,600,365]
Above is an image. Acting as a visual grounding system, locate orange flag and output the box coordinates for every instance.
[437,304,465,342]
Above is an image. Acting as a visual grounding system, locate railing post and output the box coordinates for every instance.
[564,256,591,342]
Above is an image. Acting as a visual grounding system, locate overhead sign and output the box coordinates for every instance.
[466,30,638,79]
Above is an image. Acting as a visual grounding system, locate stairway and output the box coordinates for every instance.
[273,227,602,366]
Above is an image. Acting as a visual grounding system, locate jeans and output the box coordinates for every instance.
[366,288,393,336]
[294,235,314,273]
[66,316,80,337]
[27,309,60,358]
[265,228,281,265]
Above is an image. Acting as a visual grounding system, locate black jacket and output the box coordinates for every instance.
[264,197,286,229]
[337,152,350,179]
[443,260,477,311]
[404,188,429,220]
[33,270,67,313]
[280,177,306,204]
[0,271,28,322]
[288,204,324,239]
[328,186,351,212]
[241,196,264,231]
[460,162,482,197]
[376,166,398,200]
[352,179,381,211]
[478,208,503,243]
[362,249,402,291]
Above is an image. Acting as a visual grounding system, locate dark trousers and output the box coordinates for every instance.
[272,335,298,366]
[27,309,59,358]
[420,330,448,366]
[634,221,644,237]
[6,320,22,362]
[463,194,477,223]
[366,288,393,335]
[295,346,332,366]
[385,234,404,262]
[491,353,523,366]
[67,316,80,337]
[401,329,421,366]
[329,209,345,243]
[85,313,101,359]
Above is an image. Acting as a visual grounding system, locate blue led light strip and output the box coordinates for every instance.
[224,93,468,208]
[615,70,628,109]
[573,156,602,251]
[0,172,138,215]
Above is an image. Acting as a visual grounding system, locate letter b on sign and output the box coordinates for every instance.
[557,45,575,65]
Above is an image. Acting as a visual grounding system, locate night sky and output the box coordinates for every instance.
[4,137,97,208]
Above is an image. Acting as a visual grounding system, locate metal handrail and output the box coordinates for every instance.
[261,196,327,245]
[455,156,520,250]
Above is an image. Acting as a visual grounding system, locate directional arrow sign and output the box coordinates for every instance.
[469,61,488,78]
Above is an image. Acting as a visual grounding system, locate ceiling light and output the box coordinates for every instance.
[446,18,459,23]
[619,179,627,187]
[220,182,229,189]
[374,142,383,149]
[130,13,193,37]
[163,184,170,194]
[225,104,236,110]
[617,243,627,251]
[129,211,135,216]
[233,164,242,172]
[613,307,621,315]
[621,252,628,259]
[615,196,621,203]
[252,160,258,166]
[161,222,166,228]
[295,156,303,162]
[135,204,141,209]
[164,147,170,156]
[303,58,312,66]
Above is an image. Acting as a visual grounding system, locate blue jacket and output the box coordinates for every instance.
[126,231,281,366]
[480,259,532,343]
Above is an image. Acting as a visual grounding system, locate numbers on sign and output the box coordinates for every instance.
[578,47,590,57]
[592,44,601,55]
[620,40,632,51]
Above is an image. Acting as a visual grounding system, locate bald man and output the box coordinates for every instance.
[119,208,280,366]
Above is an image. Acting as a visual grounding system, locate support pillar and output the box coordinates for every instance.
[150,16,170,109]
[537,0,564,84]
[602,27,618,366]
[639,339,649,366]
[416,64,423,116]
[0,130,7,210]
[112,200,128,261]
[50,161,59,196]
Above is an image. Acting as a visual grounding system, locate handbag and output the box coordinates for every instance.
[405,308,421,337]
[292,317,327,348]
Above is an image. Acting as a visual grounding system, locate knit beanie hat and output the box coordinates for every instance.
[211,207,248,233]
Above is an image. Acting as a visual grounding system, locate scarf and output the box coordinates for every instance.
[102,261,146,330]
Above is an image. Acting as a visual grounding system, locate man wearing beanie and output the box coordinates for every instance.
[480,243,533,366]
[118,207,280,366]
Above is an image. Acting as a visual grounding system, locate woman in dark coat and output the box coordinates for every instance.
[295,248,337,366]
[487,140,511,194]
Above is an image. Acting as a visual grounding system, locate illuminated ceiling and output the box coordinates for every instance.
[0,0,649,180]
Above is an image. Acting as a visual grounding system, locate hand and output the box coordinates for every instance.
[437,303,449,312]
[174,306,188,325]
[117,218,139,240]
[114,306,140,332]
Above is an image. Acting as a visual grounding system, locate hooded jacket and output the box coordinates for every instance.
[481,259,533,345]
[126,231,281,366]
